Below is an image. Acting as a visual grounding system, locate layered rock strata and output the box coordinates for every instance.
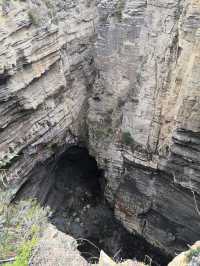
[0,0,200,257]
[0,0,97,188]
[88,0,200,255]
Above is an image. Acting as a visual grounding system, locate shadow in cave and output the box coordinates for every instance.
[17,146,171,265]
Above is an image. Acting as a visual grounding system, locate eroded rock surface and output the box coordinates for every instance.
[18,146,169,265]
[0,0,200,259]
[29,224,89,266]
[168,241,200,266]
[88,0,200,256]
[29,224,144,266]
[0,0,97,188]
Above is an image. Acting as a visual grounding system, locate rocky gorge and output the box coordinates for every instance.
[0,0,200,264]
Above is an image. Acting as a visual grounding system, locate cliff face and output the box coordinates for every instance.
[0,0,97,185]
[88,0,200,255]
[0,0,200,257]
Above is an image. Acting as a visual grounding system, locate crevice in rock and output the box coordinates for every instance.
[15,145,171,265]
[0,71,10,86]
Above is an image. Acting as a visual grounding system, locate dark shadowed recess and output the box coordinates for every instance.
[16,146,171,265]
[0,71,10,86]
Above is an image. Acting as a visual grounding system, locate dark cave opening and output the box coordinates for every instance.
[17,146,171,265]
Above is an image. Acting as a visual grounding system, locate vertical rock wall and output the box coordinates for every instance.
[0,0,97,188]
[88,0,200,255]
[1,0,200,257]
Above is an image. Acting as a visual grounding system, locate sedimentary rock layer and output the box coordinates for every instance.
[88,0,200,255]
[0,0,200,257]
[0,0,96,187]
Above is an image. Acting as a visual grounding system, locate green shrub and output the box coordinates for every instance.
[95,127,113,139]
[0,151,19,168]
[187,247,200,262]
[121,131,134,146]
[115,0,125,22]
[28,9,40,26]
[0,196,48,263]
[4,237,37,266]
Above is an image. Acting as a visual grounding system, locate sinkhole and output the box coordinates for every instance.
[17,146,171,265]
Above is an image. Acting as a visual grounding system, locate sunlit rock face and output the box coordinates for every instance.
[1,0,200,258]
[88,0,200,256]
[0,0,97,188]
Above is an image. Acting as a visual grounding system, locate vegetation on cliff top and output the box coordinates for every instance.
[0,190,48,265]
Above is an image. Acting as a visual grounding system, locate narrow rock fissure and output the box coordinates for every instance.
[16,146,171,265]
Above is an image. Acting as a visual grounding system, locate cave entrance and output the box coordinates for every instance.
[17,146,171,265]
